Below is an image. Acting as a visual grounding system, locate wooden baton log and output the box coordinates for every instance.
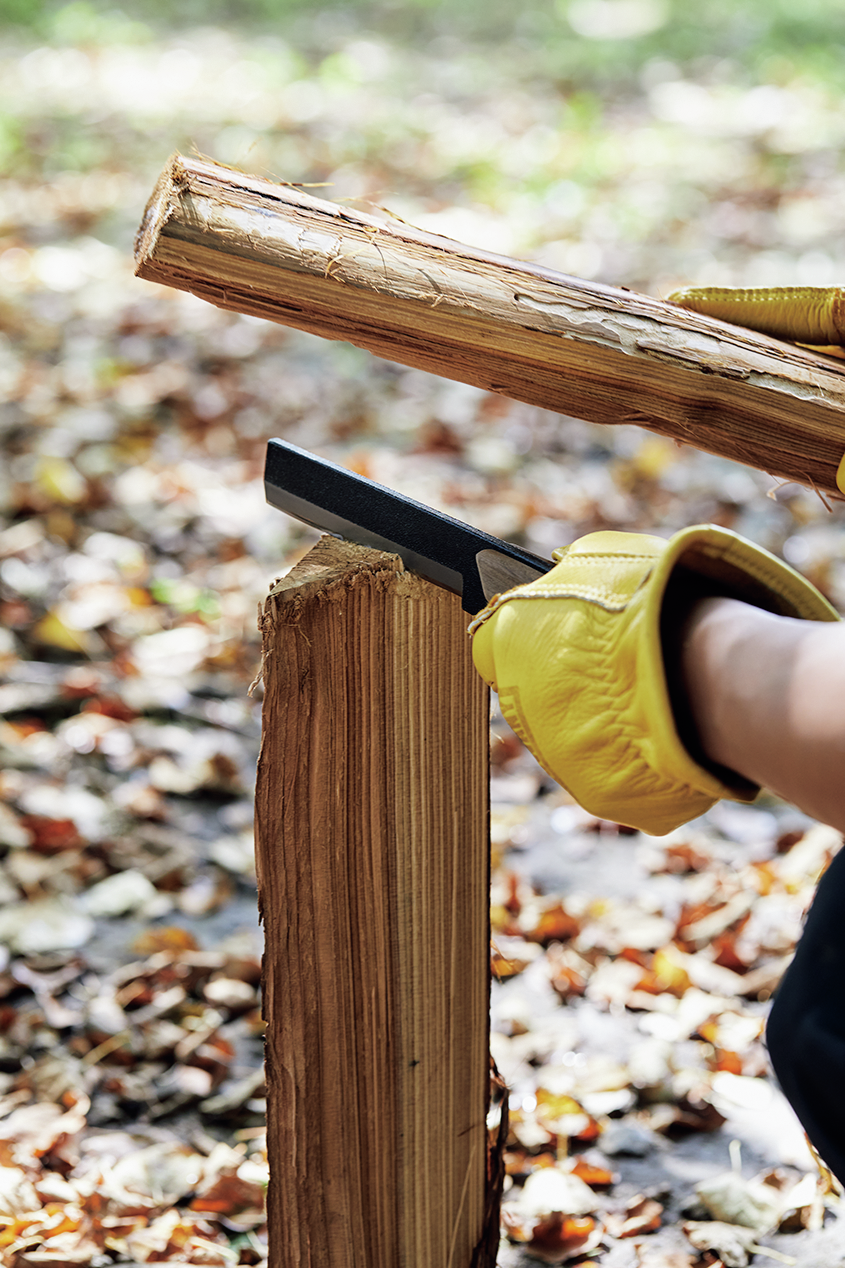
[135,153,845,498]
[253,536,497,1268]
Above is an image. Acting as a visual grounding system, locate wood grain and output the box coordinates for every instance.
[253,536,493,1268]
[136,153,845,498]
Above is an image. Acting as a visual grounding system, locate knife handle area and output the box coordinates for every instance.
[264,439,553,612]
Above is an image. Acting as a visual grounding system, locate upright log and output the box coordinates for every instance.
[253,536,494,1268]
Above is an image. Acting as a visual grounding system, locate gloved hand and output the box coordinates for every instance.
[470,524,838,835]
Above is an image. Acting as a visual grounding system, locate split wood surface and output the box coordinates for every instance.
[136,153,845,499]
[253,537,495,1268]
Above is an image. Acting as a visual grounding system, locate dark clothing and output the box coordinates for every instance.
[767,843,845,1184]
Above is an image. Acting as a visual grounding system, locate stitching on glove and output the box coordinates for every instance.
[509,586,633,606]
[556,551,661,560]
[698,538,825,614]
[467,585,633,633]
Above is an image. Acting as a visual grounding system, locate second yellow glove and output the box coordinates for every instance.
[470,525,837,835]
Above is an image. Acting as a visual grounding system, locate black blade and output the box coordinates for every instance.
[264,439,552,612]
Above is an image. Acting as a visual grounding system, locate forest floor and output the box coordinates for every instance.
[3,7,845,1265]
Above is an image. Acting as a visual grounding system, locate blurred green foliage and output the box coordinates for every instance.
[2,0,845,91]
[149,577,222,619]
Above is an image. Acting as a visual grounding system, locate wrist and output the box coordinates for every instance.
[679,597,799,782]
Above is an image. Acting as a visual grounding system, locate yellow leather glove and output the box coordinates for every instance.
[470,525,838,836]
[667,285,845,348]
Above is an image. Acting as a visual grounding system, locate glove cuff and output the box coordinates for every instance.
[630,524,839,811]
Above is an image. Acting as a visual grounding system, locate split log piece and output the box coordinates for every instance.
[136,153,845,498]
[253,536,497,1268]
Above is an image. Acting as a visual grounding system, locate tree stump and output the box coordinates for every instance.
[253,536,497,1268]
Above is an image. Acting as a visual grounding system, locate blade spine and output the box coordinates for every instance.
[265,437,550,573]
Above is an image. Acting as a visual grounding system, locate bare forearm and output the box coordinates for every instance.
[682,599,845,833]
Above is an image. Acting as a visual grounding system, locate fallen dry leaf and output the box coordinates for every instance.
[527,902,581,945]
[512,1166,601,1219]
[1,1100,88,1169]
[683,1220,757,1267]
[635,1250,697,1268]
[525,1213,600,1263]
[18,817,83,855]
[566,1157,616,1188]
[13,1230,103,1267]
[535,1090,599,1142]
[604,1193,664,1238]
[190,1166,266,1224]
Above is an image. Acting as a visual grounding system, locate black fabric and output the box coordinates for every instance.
[767,843,845,1184]
[659,564,756,793]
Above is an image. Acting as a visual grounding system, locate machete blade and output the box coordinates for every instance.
[264,438,552,612]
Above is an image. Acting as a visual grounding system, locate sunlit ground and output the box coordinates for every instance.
[3,1,845,1263]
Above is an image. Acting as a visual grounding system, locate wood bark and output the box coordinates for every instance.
[253,536,496,1268]
[136,153,845,498]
